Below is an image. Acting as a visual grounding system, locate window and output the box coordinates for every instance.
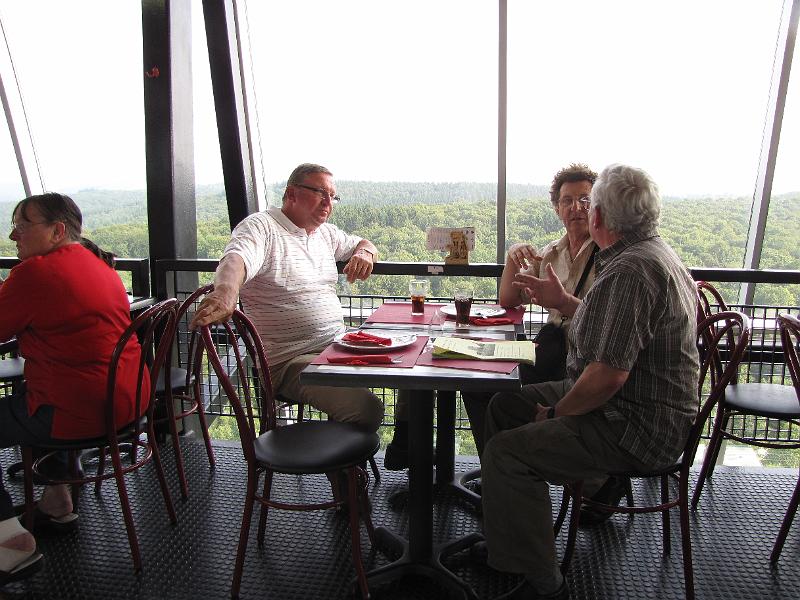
[506,0,783,270]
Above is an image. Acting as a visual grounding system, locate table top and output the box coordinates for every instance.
[301,325,523,393]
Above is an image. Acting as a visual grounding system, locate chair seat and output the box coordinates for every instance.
[254,421,380,474]
[725,383,800,419]
[0,357,24,380]
[34,416,148,452]
[154,367,189,394]
[610,459,681,480]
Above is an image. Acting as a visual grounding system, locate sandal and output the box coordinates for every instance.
[31,507,79,535]
[0,551,43,586]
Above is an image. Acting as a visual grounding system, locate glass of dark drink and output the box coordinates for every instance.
[409,279,430,315]
[454,286,474,327]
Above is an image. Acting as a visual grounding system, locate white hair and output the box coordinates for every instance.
[590,164,661,233]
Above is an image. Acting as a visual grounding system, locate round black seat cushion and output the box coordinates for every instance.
[154,367,189,394]
[724,383,800,420]
[0,357,24,381]
[253,421,380,474]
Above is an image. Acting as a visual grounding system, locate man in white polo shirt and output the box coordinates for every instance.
[191,163,383,431]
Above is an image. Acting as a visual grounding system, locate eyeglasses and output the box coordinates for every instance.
[10,220,52,234]
[558,195,591,211]
[294,184,341,205]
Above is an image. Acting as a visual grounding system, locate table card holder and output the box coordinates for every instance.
[426,227,475,265]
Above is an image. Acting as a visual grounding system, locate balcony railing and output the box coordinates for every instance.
[154,259,800,447]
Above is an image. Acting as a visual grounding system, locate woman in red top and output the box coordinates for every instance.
[0,193,147,584]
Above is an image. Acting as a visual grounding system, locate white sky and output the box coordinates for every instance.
[0,0,797,199]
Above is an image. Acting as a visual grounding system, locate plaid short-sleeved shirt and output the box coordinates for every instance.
[567,229,699,468]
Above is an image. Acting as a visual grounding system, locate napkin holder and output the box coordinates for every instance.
[426,227,475,265]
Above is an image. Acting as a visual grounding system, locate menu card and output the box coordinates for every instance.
[432,337,535,365]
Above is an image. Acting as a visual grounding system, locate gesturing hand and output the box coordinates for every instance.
[512,263,567,311]
[507,243,542,272]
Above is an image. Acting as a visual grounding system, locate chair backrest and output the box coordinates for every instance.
[106,298,179,441]
[199,309,277,466]
[696,280,729,323]
[683,310,750,469]
[173,284,215,387]
[778,313,800,403]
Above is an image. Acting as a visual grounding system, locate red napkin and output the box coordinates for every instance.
[470,317,514,326]
[327,355,393,365]
[342,331,392,346]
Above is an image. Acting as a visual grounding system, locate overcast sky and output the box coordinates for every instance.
[0,0,797,200]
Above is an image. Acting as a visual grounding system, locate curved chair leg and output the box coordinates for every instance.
[661,474,671,555]
[347,466,370,600]
[678,475,695,600]
[257,471,273,547]
[368,457,381,484]
[560,481,582,574]
[163,390,189,500]
[553,484,571,536]
[771,471,800,564]
[231,469,259,599]
[22,447,35,532]
[193,381,217,468]
[110,445,142,572]
[692,409,727,509]
[94,447,108,495]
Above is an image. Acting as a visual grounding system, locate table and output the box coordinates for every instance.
[300,322,524,599]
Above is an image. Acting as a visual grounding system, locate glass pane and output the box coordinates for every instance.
[239,0,498,297]
[0,0,147,256]
[755,22,800,307]
[507,0,782,272]
[0,111,26,257]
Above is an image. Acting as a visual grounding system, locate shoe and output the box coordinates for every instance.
[383,442,409,471]
[493,578,569,599]
[0,551,43,586]
[579,475,629,527]
[30,507,79,535]
[468,540,488,565]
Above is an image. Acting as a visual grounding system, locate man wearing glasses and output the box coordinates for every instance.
[192,163,383,432]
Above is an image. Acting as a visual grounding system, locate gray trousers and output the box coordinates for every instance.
[482,380,647,584]
[270,354,384,432]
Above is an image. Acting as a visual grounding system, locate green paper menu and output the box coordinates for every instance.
[432,338,535,365]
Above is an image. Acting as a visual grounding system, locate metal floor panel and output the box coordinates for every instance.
[1,441,798,600]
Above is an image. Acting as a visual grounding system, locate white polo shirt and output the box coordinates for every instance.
[223,207,361,365]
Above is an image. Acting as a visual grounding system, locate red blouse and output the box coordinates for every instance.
[0,243,148,439]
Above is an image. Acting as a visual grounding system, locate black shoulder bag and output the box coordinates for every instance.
[522,244,598,384]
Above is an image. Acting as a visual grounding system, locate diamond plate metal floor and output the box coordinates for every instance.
[1,440,798,599]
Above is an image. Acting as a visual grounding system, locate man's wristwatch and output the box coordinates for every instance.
[355,248,374,259]
[546,406,556,419]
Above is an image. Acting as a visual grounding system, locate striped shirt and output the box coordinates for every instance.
[567,229,699,468]
[223,207,361,365]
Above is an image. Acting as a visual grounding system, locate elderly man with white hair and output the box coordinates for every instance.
[476,164,699,600]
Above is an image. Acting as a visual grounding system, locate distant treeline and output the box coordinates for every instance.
[0,183,797,306]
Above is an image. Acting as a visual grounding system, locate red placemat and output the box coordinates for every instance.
[414,348,519,374]
[365,302,446,325]
[442,304,526,325]
[312,335,429,368]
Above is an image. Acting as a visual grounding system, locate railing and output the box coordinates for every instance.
[155,259,800,449]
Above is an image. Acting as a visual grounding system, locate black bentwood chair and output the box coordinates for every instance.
[153,284,216,499]
[558,311,750,600]
[199,309,379,599]
[692,312,800,563]
[22,298,179,572]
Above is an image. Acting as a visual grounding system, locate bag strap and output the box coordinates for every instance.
[573,243,599,298]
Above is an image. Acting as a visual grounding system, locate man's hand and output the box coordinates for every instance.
[534,403,550,422]
[507,243,542,271]
[189,285,238,329]
[513,263,569,312]
[343,251,374,283]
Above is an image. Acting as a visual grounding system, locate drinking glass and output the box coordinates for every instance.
[409,279,430,315]
[454,286,474,327]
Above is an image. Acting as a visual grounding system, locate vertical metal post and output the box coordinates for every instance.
[142,0,198,299]
[496,0,508,269]
[202,0,259,230]
[740,0,799,305]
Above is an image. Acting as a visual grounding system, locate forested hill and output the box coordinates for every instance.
[0,183,797,305]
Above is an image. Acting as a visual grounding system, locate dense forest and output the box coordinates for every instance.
[0,183,797,306]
